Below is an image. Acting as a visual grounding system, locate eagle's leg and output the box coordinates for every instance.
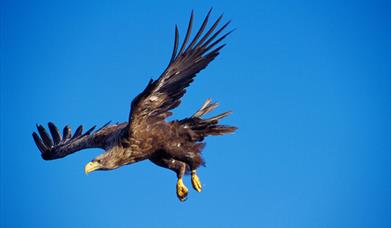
[149,156,189,202]
[175,162,189,202]
[191,170,202,192]
[177,151,204,192]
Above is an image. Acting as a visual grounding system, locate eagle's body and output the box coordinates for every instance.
[33,10,236,201]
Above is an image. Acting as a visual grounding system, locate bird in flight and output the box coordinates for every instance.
[32,10,236,202]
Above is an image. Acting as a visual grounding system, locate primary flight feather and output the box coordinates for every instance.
[32,10,236,202]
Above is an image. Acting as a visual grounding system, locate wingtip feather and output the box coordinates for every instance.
[32,132,48,153]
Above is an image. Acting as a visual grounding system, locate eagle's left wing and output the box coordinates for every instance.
[128,10,232,134]
[32,122,124,160]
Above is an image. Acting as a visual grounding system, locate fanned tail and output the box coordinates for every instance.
[180,98,237,141]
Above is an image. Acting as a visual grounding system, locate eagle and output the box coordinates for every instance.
[32,10,237,202]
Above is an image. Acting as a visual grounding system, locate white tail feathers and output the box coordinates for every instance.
[181,98,236,140]
[192,98,220,118]
[202,111,233,124]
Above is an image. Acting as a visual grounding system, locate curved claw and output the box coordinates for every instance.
[176,178,188,202]
[191,170,202,192]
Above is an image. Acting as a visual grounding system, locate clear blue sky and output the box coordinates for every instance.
[1,0,390,227]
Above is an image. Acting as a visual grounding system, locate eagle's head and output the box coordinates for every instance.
[84,158,118,174]
[84,146,134,174]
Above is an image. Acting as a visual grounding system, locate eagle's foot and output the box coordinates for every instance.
[191,170,202,192]
[176,178,188,202]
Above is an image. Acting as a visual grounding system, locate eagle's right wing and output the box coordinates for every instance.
[128,10,232,136]
[32,122,125,160]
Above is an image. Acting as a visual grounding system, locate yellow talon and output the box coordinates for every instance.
[191,170,202,192]
[176,178,188,202]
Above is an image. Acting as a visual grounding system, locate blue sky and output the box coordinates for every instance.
[1,0,390,227]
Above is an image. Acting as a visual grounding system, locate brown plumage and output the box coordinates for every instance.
[32,10,237,201]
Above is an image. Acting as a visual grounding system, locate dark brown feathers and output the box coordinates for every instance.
[128,10,233,136]
[178,99,237,141]
[33,122,125,160]
[32,10,236,175]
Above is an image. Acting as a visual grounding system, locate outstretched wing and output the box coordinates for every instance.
[32,122,125,160]
[128,10,232,134]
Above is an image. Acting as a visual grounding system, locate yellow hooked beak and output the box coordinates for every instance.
[84,161,100,174]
